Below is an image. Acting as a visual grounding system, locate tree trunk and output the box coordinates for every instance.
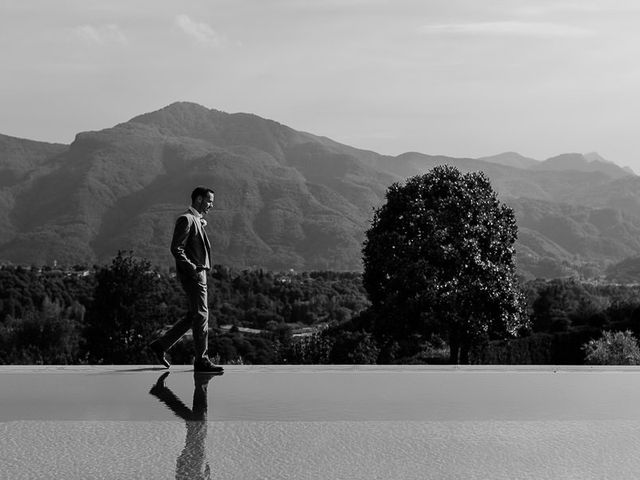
[449,331,460,364]
[459,342,470,365]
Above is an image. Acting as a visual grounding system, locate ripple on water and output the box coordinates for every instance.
[2,420,640,479]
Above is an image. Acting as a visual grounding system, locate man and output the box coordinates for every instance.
[149,187,223,373]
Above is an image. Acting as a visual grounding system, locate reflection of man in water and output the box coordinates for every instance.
[149,372,221,480]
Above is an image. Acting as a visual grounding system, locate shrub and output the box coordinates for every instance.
[583,330,640,365]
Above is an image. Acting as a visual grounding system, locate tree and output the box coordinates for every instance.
[362,165,527,363]
[583,330,640,365]
[0,298,83,364]
[85,251,168,363]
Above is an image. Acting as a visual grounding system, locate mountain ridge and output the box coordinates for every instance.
[2,101,640,278]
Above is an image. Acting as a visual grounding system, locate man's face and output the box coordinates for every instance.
[195,192,215,215]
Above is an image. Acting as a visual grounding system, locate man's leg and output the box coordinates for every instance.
[188,272,224,372]
[153,315,191,353]
[188,270,209,361]
[151,271,207,361]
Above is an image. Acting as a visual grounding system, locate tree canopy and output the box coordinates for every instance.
[6,259,640,365]
[362,165,527,363]
[85,251,169,364]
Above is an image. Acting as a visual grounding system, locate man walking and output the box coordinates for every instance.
[149,187,223,373]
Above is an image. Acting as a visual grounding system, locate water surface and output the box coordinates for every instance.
[2,365,640,479]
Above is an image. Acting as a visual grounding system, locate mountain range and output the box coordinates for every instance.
[1,101,640,279]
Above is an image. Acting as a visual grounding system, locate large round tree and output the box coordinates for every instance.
[362,165,526,363]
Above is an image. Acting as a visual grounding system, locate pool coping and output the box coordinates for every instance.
[2,364,640,374]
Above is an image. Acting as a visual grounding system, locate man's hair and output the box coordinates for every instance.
[191,187,215,203]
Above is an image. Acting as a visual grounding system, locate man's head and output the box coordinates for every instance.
[191,187,215,215]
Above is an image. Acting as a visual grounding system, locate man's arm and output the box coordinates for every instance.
[171,215,197,274]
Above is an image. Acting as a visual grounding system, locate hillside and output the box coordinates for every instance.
[478,152,539,169]
[0,134,68,249]
[531,153,633,180]
[0,103,394,270]
[1,101,640,278]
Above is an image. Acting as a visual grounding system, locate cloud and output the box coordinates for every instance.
[73,24,128,46]
[174,14,223,47]
[420,21,595,38]
[514,2,606,16]
[514,1,640,16]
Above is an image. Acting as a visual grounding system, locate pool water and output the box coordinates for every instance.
[2,365,640,479]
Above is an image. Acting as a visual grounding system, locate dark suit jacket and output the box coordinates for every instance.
[170,209,211,276]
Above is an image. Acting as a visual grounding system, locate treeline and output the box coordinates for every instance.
[471,279,640,364]
[0,254,369,365]
[269,277,640,365]
[0,265,94,364]
[3,256,640,365]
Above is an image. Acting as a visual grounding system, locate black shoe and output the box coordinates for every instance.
[149,341,170,369]
[194,358,224,373]
[149,372,170,394]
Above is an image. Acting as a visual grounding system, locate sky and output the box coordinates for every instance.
[3,0,640,171]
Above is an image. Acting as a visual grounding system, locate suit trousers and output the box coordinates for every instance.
[157,270,209,360]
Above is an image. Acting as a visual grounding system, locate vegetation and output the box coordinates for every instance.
[85,252,171,364]
[605,256,640,284]
[472,278,640,364]
[5,259,640,365]
[583,330,640,365]
[362,165,527,363]
[0,257,369,365]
